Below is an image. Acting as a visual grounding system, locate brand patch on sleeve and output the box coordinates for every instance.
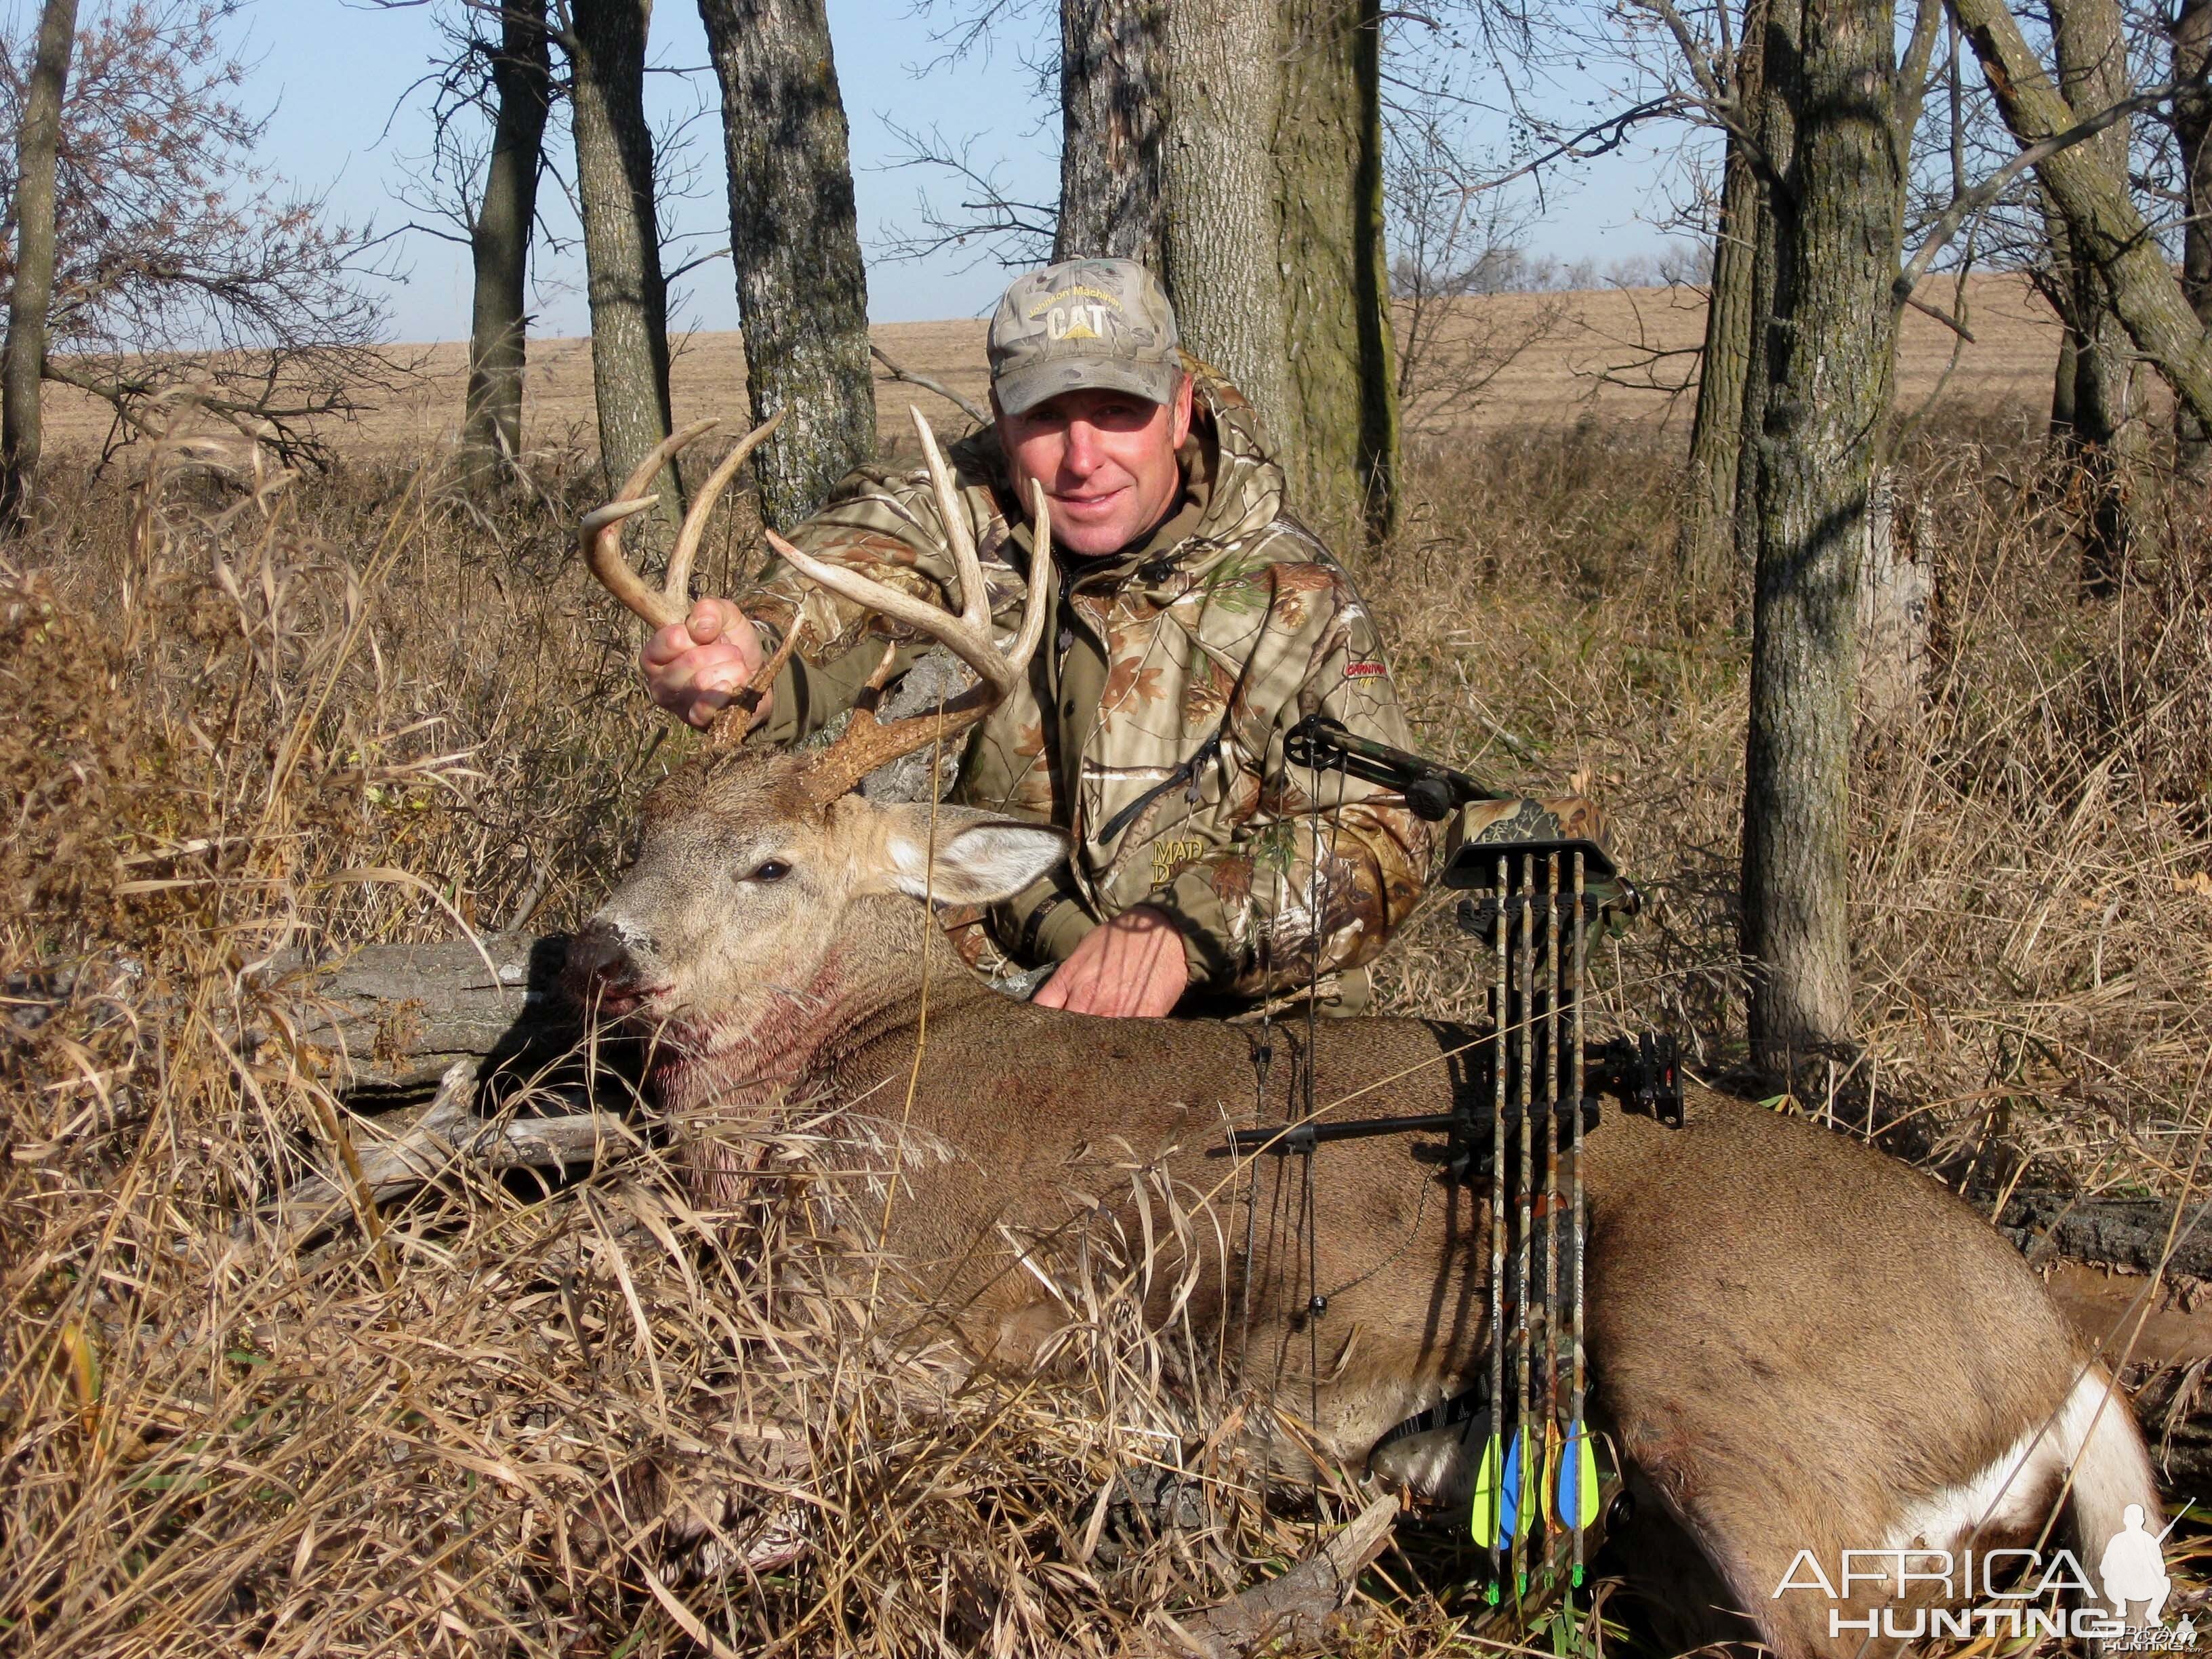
[1343,660,1387,679]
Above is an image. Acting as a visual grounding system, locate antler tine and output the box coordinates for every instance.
[664,409,785,615]
[910,405,994,638]
[784,467,1054,804]
[760,409,1027,699]
[580,417,720,630]
[700,611,810,750]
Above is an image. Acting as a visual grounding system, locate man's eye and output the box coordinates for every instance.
[746,859,791,882]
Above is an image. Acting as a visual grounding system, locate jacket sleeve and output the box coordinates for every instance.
[735,461,1021,746]
[1139,567,1435,1000]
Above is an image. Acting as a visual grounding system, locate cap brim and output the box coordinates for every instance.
[993,359,1181,418]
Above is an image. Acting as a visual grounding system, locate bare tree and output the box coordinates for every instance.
[2171,0,2211,473]
[0,0,78,529]
[1275,0,1400,539]
[1054,0,1164,264]
[1735,0,1922,1075]
[1675,0,1765,590]
[464,1,555,494]
[1384,94,1568,439]
[0,1,393,477]
[697,0,875,525]
[1950,0,2212,429]
[560,0,680,525]
[1160,0,1290,441]
[2041,0,2144,594]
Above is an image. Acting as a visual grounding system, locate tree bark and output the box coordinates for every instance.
[1950,0,2212,432]
[0,0,80,533]
[1677,0,1767,591]
[1054,0,1166,268]
[564,0,681,530]
[1160,0,1292,457]
[697,0,876,526]
[2041,0,2141,595]
[1730,1,1793,631]
[1740,0,1907,1078]
[1273,0,1400,541]
[2173,0,2212,475]
[461,1,554,496]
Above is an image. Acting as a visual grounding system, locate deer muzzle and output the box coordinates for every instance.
[565,916,672,1022]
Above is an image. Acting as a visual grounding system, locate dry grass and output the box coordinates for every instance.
[1362,406,2212,1200]
[3,367,2209,1655]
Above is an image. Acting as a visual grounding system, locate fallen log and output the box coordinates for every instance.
[257,933,582,1093]
[250,1059,640,1245]
[1999,1189,2212,1282]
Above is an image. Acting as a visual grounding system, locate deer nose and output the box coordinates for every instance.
[565,916,661,1015]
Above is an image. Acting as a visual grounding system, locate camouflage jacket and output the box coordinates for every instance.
[741,383,1433,1006]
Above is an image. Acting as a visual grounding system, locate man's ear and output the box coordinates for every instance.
[872,804,1069,904]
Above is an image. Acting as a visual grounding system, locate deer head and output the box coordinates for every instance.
[566,409,1067,1079]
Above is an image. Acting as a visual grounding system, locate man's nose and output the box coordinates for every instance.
[1060,418,1105,477]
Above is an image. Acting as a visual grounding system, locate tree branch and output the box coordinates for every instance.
[1894,82,2178,302]
[869,344,989,426]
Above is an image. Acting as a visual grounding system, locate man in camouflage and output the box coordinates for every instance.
[642,259,1432,1019]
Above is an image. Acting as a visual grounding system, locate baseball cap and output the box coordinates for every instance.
[987,258,1182,417]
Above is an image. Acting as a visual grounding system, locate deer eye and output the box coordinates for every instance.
[745,859,792,883]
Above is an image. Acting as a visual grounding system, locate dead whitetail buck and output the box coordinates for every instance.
[304,409,2165,1654]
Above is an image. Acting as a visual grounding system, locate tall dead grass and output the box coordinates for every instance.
[1365,410,2212,1203]
[0,426,1387,1657]
[3,399,2207,1655]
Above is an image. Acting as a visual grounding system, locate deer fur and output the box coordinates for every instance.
[567,745,2164,1659]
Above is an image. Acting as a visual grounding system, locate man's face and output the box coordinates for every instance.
[994,377,1194,558]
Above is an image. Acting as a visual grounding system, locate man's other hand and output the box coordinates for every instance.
[641,598,770,730]
[1033,905,1189,1017]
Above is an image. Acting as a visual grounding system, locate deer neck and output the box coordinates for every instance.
[655,895,991,1118]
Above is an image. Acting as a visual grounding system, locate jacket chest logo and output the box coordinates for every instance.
[1152,836,1208,885]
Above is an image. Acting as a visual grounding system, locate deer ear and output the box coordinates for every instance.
[875,805,1069,905]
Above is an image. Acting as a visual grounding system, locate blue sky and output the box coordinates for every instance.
[161,0,1679,342]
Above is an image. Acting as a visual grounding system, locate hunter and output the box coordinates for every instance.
[641,258,1432,1019]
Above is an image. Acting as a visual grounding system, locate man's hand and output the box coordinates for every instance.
[640,598,771,731]
[1032,905,1189,1017]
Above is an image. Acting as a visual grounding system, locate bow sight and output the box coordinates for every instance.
[1231,713,1685,1614]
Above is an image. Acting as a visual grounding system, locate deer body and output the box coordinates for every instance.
[574,412,2160,1659]
[575,826,2158,1659]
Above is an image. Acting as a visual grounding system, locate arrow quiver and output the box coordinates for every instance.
[1235,716,1687,1617]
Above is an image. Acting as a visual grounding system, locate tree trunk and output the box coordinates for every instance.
[1730,2,1792,632]
[1160,0,1292,450]
[1054,0,1166,268]
[1676,0,1767,592]
[462,0,554,497]
[1272,0,1399,541]
[1950,0,2212,432]
[2173,0,2212,476]
[0,0,80,533]
[2042,0,2140,596]
[565,0,681,531]
[698,0,875,526]
[1740,0,1906,1078]
[1856,471,1930,729]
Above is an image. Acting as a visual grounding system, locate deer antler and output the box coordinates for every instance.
[579,411,785,631]
[581,411,794,742]
[777,405,1051,804]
